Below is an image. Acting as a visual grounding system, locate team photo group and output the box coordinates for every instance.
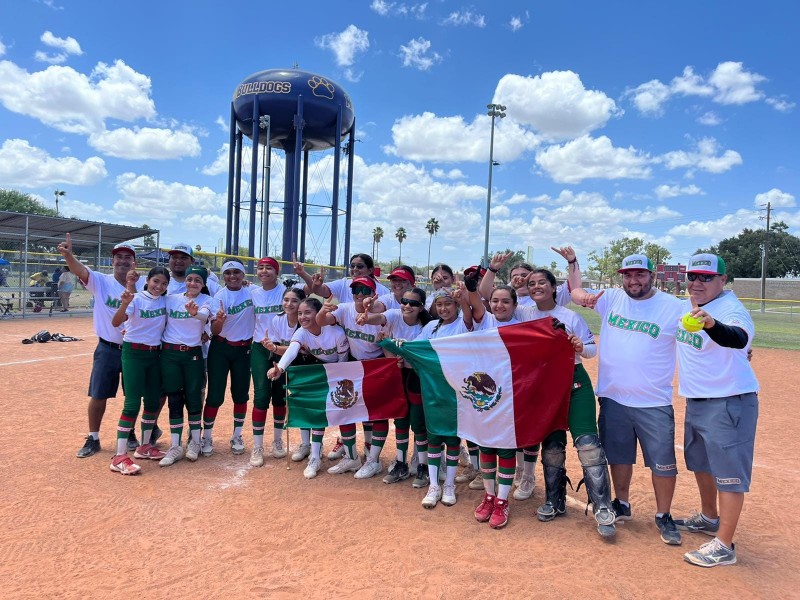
[57,232,759,570]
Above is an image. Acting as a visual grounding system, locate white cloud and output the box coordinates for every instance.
[709,61,766,105]
[34,50,68,65]
[660,137,742,174]
[183,214,227,230]
[443,10,486,27]
[215,115,228,131]
[628,79,671,116]
[384,111,539,162]
[668,208,760,239]
[399,38,442,71]
[41,31,82,55]
[202,143,230,176]
[0,59,156,134]
[0,138,107,187]
[670,66,714,98]
[114,173,226,219]
[535,135,652,184]
[88,127,201,159]
[755,188,795,208]
[494,71,621,141]
[315,25,369,67]
[766,96,796,113]
[431,168,465,179]
[0,39,6,57]
[696,111,722,126]
[654,184,705,199]
[509,17,523,31]
[371,0,392,15]
[58,198,108,219]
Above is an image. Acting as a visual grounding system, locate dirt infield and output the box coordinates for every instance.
[1,315,798,599]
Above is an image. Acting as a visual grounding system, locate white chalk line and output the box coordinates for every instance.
[0,352,94,367]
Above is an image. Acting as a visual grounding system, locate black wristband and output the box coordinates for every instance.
[568,259,577,265]
[487,266,498,273]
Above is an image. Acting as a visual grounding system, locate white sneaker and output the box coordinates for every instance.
[458,445,471,467]
[304,457,322,479]
[469,473,485,490]
[186,439,201,462]
[327,455,362,474]
[291,443,311,462]
[456,464,479,483]
[200,435,213,457]
[442,483,457,506]
[422,484,442,509]
[513,474,536,500]
[327,439,345,460]
[230,435,245,455]
[159,445,184,467]
[354,457,383,479]
[250,446,264,467]
[271,438,287,459]
[512,465,524,487]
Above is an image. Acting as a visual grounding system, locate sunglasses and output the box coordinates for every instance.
[349,263,368,269]
[351,285,374,296]
[687,273,720,282]
[400,298,423,308]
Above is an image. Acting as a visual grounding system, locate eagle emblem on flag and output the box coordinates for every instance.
[331,379,359,409]
[460,372,502,413]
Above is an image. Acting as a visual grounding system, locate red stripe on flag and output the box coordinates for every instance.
[361,357,408,421]
[499,319,574,447]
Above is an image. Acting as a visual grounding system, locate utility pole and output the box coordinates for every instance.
[760,201,771,313]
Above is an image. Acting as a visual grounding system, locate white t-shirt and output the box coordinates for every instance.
[163,293,214,346]
[277,325,349,370]
[250,285,285,342]
[123,291,167,346]
[475,313,520,330]
[676,291,758,398]
[83,269,144,344]
[333,302,384,360]
[213,287,255,342]
[516,294,534,307]
[515,304,596,364]
[267,313,299,347]
[383,309,424,341]
[416,316,472,340]
[327,277,390,303]
[592,288,682,407]
[377,292,401,310]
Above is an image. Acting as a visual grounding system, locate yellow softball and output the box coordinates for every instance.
[682,313,704,332]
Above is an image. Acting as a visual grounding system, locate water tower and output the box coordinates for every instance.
[226,69,356,271]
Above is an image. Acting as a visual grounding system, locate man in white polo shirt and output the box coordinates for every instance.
[572,254,684,545]
[674,254,758,568]
[166,242,221,296]
[57,234,144,458]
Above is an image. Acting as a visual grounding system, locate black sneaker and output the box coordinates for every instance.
[612,498,632,522]
[383,460,410,484]
[655,513,682,545]
[151,425,164,446]
[76,435,101,458]
[127,430,140,452]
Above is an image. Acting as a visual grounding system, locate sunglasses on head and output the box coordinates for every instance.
[400,298,422,308]
[351,285,373,296]
[687,273,719,282]
[350,263,367,269]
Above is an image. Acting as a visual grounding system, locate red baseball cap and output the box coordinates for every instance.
[464,265,486,278]
[388,268,415,283]
[350,276,376,291]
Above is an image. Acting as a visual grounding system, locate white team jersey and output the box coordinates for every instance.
[383,309,424,341]
[167,277,221,296]
[516,304,595,364]
[516,294,534,307]
[123,291,167,346]
[676,291,758,398]
[83,269,144,344]
[214,287,255,342]
[475,313,520,331]
[592,288,682,407]
[334,302,384,360]
[163,293,214,346]
[327,277,390,303]
[277,325,349,370]
[250,285,285,342]
[377,292,401,310]
[267,313,299,347]
[416,315,472,340]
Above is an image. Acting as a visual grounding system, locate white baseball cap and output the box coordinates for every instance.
[168,242,194,257]
[111,243,136,257]
[687,253,726,275]
[618,254,654,273]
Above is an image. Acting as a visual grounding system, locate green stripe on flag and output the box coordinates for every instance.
[285,363,330,429]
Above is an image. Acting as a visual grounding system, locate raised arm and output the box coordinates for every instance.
[56,233,89,284]
[316,296,338,326]
[552,246,582,293]
[478,251,513,302]
[291,253,315,293]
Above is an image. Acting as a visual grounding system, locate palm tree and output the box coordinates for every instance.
[425,218,440,277]
[372,227,384,261]
[395,227,407,262]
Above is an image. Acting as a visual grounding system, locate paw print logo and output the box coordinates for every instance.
[308,76,335,100]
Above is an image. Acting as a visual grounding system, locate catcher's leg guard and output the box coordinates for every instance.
[575,434,616,538]
[537,439,570,522]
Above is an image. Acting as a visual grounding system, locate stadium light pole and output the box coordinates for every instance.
[482,104,506,268]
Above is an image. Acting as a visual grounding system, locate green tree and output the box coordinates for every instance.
[141,224,157,248]
[697,221,800,278]
[425,218,440,274]
[588,237,672,285]
[372,227,384,261]
[395,227,407,262]
[0,189,58,216]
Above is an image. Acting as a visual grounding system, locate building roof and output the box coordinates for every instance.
[0,210,157,246]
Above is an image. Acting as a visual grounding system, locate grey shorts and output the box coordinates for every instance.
[684,393,758,493]
[87,339,123,400]
[598,397,677,476]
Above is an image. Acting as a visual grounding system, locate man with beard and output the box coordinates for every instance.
[166,243,220,295]
[572,254,683,546]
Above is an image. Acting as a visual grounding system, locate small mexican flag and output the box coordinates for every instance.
[286,357,407,429]
[379,318,574,449]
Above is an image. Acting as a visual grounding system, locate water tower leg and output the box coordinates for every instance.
[232,131,243,256]
[225,102,236,255]
[330,105,342,268]
[343,122,356,266]
[299,149,309,263]
[247,100,260,272]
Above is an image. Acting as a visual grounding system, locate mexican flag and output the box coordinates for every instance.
[379,318,574,448]
[286,357,407,429]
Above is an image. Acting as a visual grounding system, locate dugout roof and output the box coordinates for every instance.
[0,210,156,247]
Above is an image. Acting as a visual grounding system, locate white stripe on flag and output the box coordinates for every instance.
[324,361,370,427]
[431,328,517,448]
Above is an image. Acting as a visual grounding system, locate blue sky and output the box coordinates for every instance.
[0,0,797,271]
